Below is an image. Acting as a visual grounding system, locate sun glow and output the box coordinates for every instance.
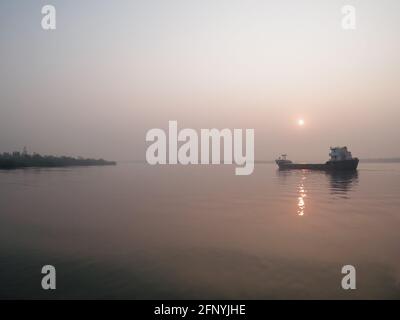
[298,119,305,126]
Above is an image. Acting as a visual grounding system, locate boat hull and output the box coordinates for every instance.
[276,158,359,171]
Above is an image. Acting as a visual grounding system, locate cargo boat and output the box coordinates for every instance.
[276,147,359,171]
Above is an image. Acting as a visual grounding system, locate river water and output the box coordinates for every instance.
[1,162,400,299]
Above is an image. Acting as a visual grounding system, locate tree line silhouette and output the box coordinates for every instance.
[0,151,116,169]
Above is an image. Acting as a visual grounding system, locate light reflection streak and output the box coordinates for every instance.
[297,175,307,216]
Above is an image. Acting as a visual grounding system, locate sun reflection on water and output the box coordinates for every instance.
[297,175,307,216]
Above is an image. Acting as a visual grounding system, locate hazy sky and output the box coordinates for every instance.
[1,0,399,161]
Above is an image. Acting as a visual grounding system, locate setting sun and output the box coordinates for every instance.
[298,119,305,126]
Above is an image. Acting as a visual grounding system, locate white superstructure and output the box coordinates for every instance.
[329,146,353,161]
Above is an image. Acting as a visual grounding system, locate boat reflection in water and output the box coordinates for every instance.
[326,170,359,199]
[276,169,359,216]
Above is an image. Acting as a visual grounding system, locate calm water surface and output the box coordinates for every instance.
[1,163,400,299]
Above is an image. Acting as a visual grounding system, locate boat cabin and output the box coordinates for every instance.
[329,146,353,161]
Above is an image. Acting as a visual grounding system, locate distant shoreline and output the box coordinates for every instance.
[255,159,400,164]
[0,152,116,169]
[359,158,400,163]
